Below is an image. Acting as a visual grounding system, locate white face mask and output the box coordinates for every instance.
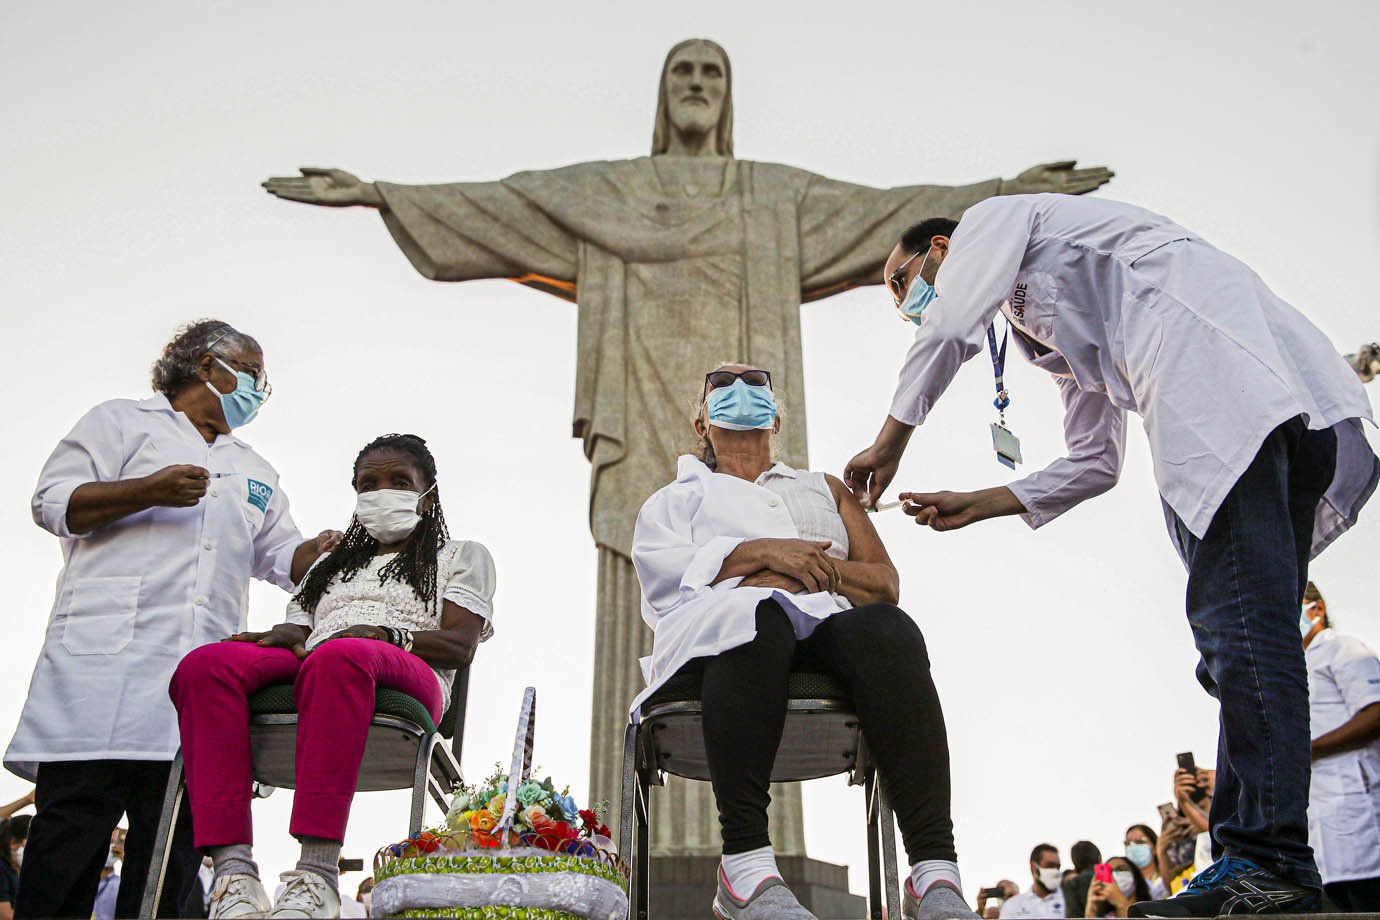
[361,892,373,910]
[354,485,435,544]
[1037,866,1062,892]
[13,845,22,866]
[1113,870,1137,896]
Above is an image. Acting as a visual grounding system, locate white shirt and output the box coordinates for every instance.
[285,539,496,698]
[998,887,1065,919]
[889,194,1377,551]
[629,457,853,716]
[6,394,303,779]
[1305,627,1380,883]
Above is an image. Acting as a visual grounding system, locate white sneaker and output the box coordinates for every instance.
[267,870,341,919]
[208,872,271,919]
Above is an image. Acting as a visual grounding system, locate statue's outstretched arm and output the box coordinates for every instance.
[999,160,1114,196]
[262,167,383,208]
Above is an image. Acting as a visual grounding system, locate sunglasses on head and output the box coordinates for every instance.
[702,369,771,399]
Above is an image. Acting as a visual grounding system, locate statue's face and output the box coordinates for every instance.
[664,43,726,139]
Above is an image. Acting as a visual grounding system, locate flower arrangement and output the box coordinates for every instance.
[377,764,619,868]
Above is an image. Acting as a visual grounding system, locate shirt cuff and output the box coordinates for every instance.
[37,479,84,539]
[1007,479,1057,530]
[681,536,746,593]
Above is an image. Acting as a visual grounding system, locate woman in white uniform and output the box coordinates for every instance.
[844,197,1378,917]
[631,365,975,920]
[6,321,340,919]
[1300,581,1380,911]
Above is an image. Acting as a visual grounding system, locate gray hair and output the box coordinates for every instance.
[150,319,257,396]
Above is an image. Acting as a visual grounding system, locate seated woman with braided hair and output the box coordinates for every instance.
[630,364,977,920]
[170,433,495,919]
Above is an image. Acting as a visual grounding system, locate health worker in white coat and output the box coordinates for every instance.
[843,194,1378,919]
[6,320,341,920]
[631,364,978,920]
[1300,581,1380,911]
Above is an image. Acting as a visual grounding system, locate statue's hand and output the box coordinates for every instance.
[261,167,381,208]
[1003,160,1114,196]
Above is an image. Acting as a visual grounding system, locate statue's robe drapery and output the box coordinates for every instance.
[376,156,1000,855]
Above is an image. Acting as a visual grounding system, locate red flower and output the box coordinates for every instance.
[579,809,600,828]
[552,821,579,840]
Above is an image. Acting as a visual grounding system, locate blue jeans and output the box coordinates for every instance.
[1167,416,1336,891]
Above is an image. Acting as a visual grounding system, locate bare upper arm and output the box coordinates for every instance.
[440,599,485,641]
[824,474,897,571]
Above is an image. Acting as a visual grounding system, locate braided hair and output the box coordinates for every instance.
[293,433,450,615]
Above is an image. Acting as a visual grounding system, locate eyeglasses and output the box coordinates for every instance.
[213,355,272,398]
[887,249,926,306]
[702,368,771,399]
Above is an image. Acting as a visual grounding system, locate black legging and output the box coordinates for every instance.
[691,599,955,865]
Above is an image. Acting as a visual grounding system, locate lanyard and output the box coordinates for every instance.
[986,321,1011,423]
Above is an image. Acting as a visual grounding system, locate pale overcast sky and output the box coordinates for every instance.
[2,0,1378,903]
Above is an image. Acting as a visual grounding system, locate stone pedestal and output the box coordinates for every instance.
[648,854,867,919]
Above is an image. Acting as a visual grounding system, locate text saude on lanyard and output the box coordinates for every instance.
[986,320,1023,469]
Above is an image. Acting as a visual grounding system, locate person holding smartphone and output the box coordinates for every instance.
[1084,859,1149,918]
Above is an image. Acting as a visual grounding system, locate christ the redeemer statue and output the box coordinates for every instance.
[264,38,1112,857]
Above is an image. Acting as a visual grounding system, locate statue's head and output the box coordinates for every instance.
[652,38,733,157]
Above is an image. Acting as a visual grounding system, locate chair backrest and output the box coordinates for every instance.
[437,665,470,754]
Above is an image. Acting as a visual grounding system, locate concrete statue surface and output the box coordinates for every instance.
[264,37,1112,906]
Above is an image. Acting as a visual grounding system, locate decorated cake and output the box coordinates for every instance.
[371,689,628,919]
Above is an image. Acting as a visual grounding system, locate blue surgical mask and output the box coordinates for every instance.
[1300,603,1318,638]
[706,379,777,431]
[1125,843,1153,869]
[207,357,267,429]
[898,249,937,326]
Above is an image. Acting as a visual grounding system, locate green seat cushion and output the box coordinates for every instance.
[643,671,850,709]
[248,685,437,735]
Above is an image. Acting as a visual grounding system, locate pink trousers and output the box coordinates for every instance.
[169,638,442,847]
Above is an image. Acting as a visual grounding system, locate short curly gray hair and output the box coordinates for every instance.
[150,319,259,396]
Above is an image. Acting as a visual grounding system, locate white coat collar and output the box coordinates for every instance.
[136,392,250,449]
[1306,627,1337,655]
[675,455,797,483]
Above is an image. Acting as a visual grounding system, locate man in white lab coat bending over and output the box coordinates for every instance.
[6,320,340,919]
[844,194,1378,917]
[1300,581,1380,911]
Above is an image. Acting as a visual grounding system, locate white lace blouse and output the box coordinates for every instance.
[285,539,496,698]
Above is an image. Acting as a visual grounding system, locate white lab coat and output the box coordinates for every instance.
[628,456,851,716]
[1305,628,1380,883]
[5,394,303,780]
[890,194,1378,551]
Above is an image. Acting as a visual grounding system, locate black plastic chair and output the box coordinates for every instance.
[139,667,469,918]
[618,670,900,920]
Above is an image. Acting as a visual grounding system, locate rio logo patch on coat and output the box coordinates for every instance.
[247,479,273,513]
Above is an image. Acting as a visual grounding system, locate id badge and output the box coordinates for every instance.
[990,422,1023,470]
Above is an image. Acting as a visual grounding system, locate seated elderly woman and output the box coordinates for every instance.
[631,364,976,920]
[169,433,495,919]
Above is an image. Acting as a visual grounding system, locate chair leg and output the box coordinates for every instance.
[878,779,902,918]
[635,766,651,920]
[618,723,637,877]
[140,750,184,920]
[410,734,437,837]
[864,770,883,920]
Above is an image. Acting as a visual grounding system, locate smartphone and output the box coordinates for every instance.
[1157,801,1180,825]
[1093,863,1114,885]
[1175,751,1196,773]
[338,857,364,873]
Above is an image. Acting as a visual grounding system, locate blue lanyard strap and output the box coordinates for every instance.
[986,321,1011,414]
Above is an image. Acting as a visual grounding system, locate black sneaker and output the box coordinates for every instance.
[1127,857,1320,916]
